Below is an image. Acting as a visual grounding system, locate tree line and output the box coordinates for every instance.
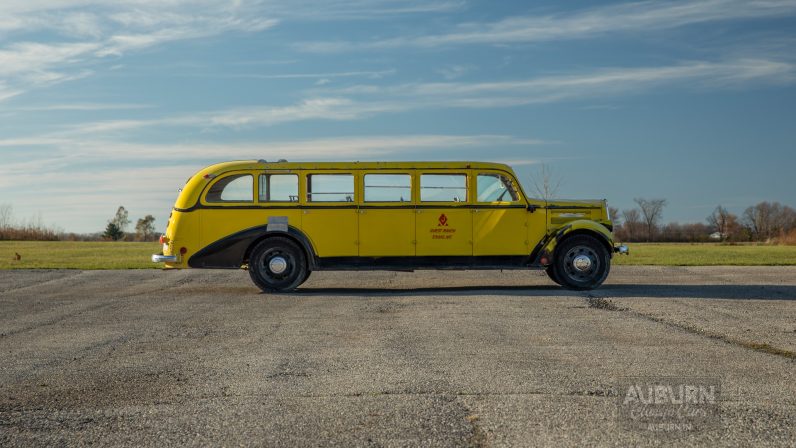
[0,204,159,242]
[612,199,796,243]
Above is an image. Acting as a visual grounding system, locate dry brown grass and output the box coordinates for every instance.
[778,229,796,246]
[0,226,59,241]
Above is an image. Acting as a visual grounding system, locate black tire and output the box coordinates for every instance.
[552,235,610,290]
[545,264,562,286]
[299,269,311,286]
[248,237,307,292]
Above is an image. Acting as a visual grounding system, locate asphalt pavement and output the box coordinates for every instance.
[1,266,795,446]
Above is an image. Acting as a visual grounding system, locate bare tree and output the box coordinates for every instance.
[110,206,131,232]
[742,201,796,241]
[0,204,12,229]
[135,215,156,241]
[621,208,642,242]
[707,205,737,242]
[634,198,667,242]
[529,163,562,200]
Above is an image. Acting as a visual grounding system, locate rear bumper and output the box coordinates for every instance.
[152,254,178,263]
[614,244,629,255]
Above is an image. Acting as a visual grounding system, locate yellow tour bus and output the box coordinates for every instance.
[153,160,628,291]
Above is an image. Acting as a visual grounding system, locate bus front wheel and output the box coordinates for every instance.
[551,235,610,291]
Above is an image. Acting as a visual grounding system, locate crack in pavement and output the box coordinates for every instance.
[583,294,796,360]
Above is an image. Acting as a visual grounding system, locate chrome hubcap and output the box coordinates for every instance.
[268,256,288,274]
[572,255,592,272]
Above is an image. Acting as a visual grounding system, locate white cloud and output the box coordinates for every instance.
[434,64,474,80]
[205,98,385,127]
[321,59,796,108]
[0,81,23,101]
[60,12,104,38]
[40,58,794,136]
[253,0,465,21]
[226,69,396,80]
[0,1,280,102]
[295,0,796,52]
[16,102,152,111]
[0,134,542,173]
[0,42,100,77]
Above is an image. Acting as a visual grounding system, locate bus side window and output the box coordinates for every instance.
[420,174,467,202]
[206,174,253,203]
[364,174,411,202]
[259,174,299,202]
[307,174,355,202]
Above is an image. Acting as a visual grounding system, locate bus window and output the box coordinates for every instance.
[307,174,355,202]
[420,174,467,202]
[477,174,519,202]
[259,174,299,202]
[206,174,253,203]
[364,174,411,202]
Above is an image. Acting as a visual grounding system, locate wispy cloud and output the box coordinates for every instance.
[257,0,465,21]
[15,103,152,112]
[0,134,540,165]
[0,0,464,103]
[434,64,475,80]
[222,69,396,81]
[296,0,796,52]
[0,1,280,102]
[0,81,23,102]
[43,58,795,136]
[321,59,796,107]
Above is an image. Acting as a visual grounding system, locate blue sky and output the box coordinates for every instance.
[1,0,795,233]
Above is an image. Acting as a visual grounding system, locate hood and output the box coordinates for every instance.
[546,199,607,226]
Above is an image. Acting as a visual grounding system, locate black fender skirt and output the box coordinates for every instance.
[188,225,316,269]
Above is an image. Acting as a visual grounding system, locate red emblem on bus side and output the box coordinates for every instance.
[438,213,448,226]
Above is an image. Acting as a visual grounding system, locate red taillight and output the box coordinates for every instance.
[180,247,187,255]
[159,235,168,244]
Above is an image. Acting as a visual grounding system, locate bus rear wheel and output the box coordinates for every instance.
[552,235,610,291]
[249,237,307,292]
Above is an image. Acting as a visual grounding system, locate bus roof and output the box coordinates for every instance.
[203,160,517,173]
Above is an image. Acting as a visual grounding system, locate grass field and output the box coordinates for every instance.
[612,243,796,266]
[0,241,161,270]
[0,241,794,270]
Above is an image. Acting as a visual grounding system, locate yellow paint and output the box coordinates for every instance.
[302,208,359,256]
[416,207,473,256]
[156,161,615,269]
[359,208,415,256]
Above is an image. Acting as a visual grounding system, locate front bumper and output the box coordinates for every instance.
[614,244,629,255]
[152,254,179,263]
